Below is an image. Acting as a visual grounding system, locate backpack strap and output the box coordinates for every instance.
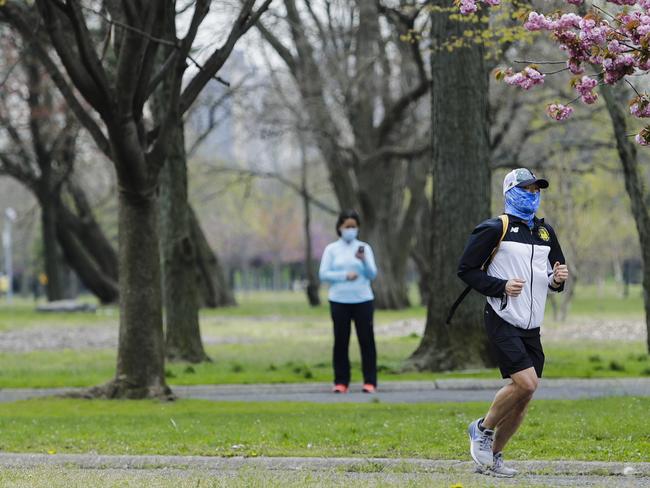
[481,214,509,271]
[445,215,509,325]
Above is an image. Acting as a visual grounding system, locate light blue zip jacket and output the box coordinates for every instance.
[318,238,377,304]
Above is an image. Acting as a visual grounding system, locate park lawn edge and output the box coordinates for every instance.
[0,397,647,462]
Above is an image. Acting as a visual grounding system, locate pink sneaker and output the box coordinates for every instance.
[332,384,349,393]
[362,384,376,393]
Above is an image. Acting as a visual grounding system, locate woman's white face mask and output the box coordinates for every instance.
[341,228,358,242]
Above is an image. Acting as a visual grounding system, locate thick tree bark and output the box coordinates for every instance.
[108,191,170,398]
[406,2,494,371]
[599,84,650,353]
[152,1,208,363]
[159,122,209,363]
[189,206,236,308]
[39,192,66,301]
[413,211,432,307]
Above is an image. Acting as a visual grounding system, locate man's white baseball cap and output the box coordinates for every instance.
[503,168,549,195]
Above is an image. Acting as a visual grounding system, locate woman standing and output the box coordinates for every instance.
[319,210,378,393]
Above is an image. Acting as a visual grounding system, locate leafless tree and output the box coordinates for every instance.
[1,0,271,398]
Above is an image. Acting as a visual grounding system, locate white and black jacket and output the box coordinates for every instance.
[457,215,565,330]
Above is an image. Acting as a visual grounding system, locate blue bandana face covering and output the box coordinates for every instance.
[504,187,541,228]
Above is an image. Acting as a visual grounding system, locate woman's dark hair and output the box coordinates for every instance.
[336,209,361,236]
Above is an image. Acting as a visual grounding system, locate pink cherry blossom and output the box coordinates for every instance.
[603,54,635,84]
[630,95,650,117]
[546,103,574,121]
[460,0,650,145]
[636,133,650,145]
[575,76,598,104]
[458,0,500,13]
[524,12,554,31]
[607,40,624,54]
[558,14,582,30]
[459,0,478,14]
[504,67,545,90]
[567,59,585,75]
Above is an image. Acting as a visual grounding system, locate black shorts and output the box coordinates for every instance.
[484,304,545,379]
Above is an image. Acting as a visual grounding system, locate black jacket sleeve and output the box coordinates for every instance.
[545,223,566,293]
[457,218,508,298]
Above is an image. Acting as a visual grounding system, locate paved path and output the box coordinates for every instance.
[3,378,650,403]
[0,453,649,487]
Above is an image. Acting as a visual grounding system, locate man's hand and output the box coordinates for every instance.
[346,271,358,281]
[505,278,526,297]
[552,261,569,287]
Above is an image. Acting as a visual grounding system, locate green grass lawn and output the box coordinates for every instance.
[0,285,646,388]
[1,339,650,388]
[562,283,644,317]
[0,397,647,462]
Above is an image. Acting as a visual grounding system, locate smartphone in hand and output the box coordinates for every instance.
[358,245,365,254]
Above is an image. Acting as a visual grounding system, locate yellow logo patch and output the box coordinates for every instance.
[538,227,551,242]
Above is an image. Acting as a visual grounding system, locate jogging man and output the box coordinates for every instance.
[457,168,569,477]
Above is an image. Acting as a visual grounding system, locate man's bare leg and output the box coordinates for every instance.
[493,397,531,453]
[481,367,538,453]
[468,368,538,468]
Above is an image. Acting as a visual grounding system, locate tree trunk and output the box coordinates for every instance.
[412,181,433,307]
[189,206,236,308]
[300,138,320,306]
[63,180,119,281]
[104,191,170,398]
[56,219,119,304]
[56,186,119,303]
[406,2,494,370]
[358,156,427,310]
[40,193,66,301]
[150,1,209,363]
[365,223,410,309]
[417,270,432,307]
[159,122,209,363]
[599,83,650,353]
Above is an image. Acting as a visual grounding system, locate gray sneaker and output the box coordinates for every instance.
[490,452,518,477]
[467,418,494,467]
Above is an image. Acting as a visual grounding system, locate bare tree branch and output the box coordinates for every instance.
[179,0,274,115]
[256,20,298,75]
[492,140,616,169]
[0,152,38,187]
[0,3,112,158]
[114,3,161,116]
[210,166,338,215]
[375,3,430,140]
[33,0,111,116]
[66,1,112,101]
[186,78,252,157]
[343,140,431,164]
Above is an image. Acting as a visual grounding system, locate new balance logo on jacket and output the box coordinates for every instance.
[457,214,565,330]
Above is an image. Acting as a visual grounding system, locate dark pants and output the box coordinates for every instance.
[330,300,377,386]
